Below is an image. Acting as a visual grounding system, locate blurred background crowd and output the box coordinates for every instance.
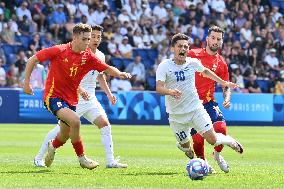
[0,0,283,93]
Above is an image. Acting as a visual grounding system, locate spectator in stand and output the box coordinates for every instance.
[245,74,262,93]
[118,36,133,58]
[210,0,226,14]
[49,4,67,40]
[31,0,46,31]
[272,77,284,94]
[64,0,77,17]
[264,48,280,71]
[41,32,55,48]
[0,57,6,87]
[113,26,123,45]
[78,0,89,18]
[118,8,130,25]
[240,21,253,44]
[108,37,121,57]
[125,55,145,90]
[29,33,42,53]
[234,10,246,30]
[6,64,19,87]
[93,4,106,25]
[14,51,28,78]
[153,1,167,21]
[30,63,46,89]
[0,11,4,33]
[1,20,21,45]
[16,1,32,21]
[110,77,132,91]
[231,68,245,90]
[0,2,11,21]
[18,15,37,35]
[64,16,76,42]
[0,47,6,65]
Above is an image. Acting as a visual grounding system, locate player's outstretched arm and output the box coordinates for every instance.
[23,55,39,95]
[222,86,231,108]
[201,68,238,89]
[97,73,117,105]
[104,66,132,79]
[156,80,182,99]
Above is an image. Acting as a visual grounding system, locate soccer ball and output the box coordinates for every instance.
[186,158,209,180]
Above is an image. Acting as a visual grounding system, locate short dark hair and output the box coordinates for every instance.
[208,25,225,38]
[73,23,92,35]
[91,25,104,32]
[171,33,189,47]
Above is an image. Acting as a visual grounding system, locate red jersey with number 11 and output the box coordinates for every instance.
[36,43,109,106]
[188,48,229,104]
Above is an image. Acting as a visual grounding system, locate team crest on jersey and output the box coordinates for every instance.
[57,102,62,107]
[63,58,68,63]
[81,53,87,65]
[212,64,217,71]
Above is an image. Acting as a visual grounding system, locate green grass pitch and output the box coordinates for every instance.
[0,124,284,189]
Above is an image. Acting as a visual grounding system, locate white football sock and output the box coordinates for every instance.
[100,125,114,164]
[35,124,60,160]
[214,133,234,146]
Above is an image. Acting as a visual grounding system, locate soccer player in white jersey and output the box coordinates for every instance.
[34,25,127,168]
[156,33,244,160]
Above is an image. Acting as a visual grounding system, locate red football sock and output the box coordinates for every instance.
[192,133,205,159]
[213,121,227,153]
[52,137,65,148]
[72,140,85,157]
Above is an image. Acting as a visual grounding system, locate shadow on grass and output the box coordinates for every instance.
[1,169,51,174]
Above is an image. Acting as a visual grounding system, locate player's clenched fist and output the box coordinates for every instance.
[170,89,182,99]
[23,82,34,95]
[119,72,132,79]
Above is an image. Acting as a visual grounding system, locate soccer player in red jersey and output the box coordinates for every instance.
[188,26,233,173]
[23,23,131,170]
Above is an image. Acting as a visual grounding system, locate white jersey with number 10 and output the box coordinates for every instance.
[156,57,205,114]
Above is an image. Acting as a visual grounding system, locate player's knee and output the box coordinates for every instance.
[71,116,81,128]
[94,116,110,128]
[203,130,217,145]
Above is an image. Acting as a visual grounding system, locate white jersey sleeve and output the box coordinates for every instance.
[188,57,205,72]
[156,60,168,82]
[79,50,105,103]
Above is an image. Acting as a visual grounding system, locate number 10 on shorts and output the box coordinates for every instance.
[176,131,187,141]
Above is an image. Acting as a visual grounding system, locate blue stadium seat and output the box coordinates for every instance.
[122,58,133,69]
[147,49,158,61]
[149,2,158,10]
[6,54,17,65]
[142,59,154,70]
[111,57,124,70]
[2,44,17,56]
[15,35,31,50]
[256,80,270,93]
[146,76,156,90]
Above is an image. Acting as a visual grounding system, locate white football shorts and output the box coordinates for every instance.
[76,97,108,124]
[169,107,213,144]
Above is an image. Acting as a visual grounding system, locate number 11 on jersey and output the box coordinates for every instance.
[70,66,78,76]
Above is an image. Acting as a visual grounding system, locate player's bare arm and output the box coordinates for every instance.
[156,80,182,99]
[201,68,238,89]
[78,86,90,101]
[104,66,132,79]
[222,86,231,108]
[97,73,117,105]
[23,55,39,95]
